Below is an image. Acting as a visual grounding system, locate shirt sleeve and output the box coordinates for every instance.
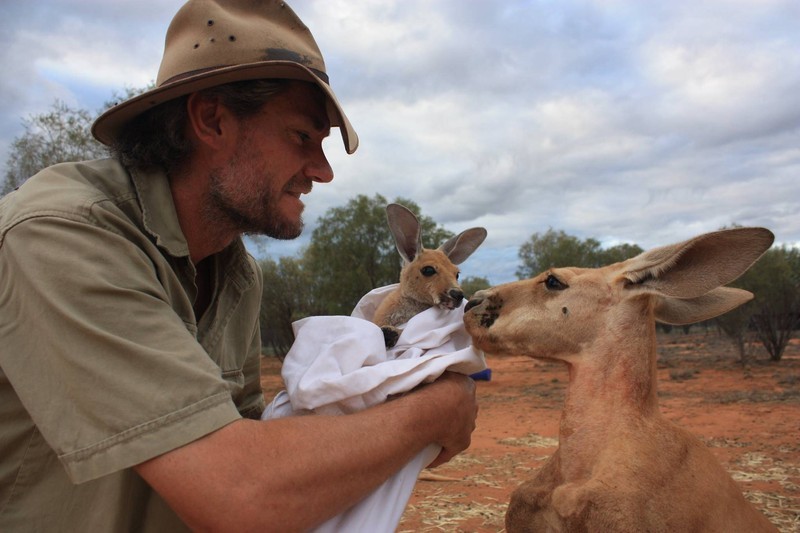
[0,214,243,484]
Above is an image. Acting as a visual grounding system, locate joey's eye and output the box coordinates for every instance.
[421,266,436,277]
[456,272,460,281]
[544,274,568,291]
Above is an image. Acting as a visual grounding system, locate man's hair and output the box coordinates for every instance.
[112,79,290,172]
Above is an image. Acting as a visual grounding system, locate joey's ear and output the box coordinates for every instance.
[439,227,488,265]
[385,203,422,263]
[621,227,774,299]
[654,287,754,325]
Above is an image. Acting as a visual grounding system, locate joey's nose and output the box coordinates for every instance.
[449,289,464,306]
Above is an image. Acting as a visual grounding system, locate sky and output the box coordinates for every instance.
[1,0,798,284]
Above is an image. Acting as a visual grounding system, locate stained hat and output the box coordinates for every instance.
[91,0,358,154]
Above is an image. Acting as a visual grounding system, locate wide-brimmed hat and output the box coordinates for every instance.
[92,0,358,154]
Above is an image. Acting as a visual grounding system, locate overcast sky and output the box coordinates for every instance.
[2,0,798,284]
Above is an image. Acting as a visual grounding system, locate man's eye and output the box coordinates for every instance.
[296,131,310,142]
[544,274,567,290]
[421,266,436,277]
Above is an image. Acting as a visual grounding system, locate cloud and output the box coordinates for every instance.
[2,0,798,285]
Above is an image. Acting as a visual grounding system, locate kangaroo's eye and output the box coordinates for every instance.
[456,272,460,281]
[544,274,568,291]
[421,266,436,277]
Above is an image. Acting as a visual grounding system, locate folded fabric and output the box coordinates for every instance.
[262,284,486,533]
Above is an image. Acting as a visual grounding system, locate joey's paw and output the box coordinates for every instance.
[381,326,400,348]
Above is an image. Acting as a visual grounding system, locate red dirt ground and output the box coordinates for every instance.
[260,331,800,532]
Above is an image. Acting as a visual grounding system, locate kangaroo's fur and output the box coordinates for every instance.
[463,227,777,532]
[373,203,486,347]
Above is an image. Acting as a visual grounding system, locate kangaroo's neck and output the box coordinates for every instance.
[387,293,431,325]
[557,319,661,478]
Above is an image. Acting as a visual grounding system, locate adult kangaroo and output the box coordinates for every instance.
[463,227,777,533]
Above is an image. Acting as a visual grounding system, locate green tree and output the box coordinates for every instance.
[516,228,641,279]
[259,256,317,358]
[598,242,644,265]
[303,194,453,315]
[460,275,491,299]
[736,246,800,362]
[714,303,756,363]
[2,85,153,195]
[2,101,108,194]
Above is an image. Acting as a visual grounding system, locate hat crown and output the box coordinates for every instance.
[158,0,327,86]
[92,0,358,153]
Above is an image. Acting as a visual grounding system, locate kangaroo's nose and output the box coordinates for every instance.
[449,289,464,305]
[464,296,483,312]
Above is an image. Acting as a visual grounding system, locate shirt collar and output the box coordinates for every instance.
[129,165,256,290]
[130,167,190,258]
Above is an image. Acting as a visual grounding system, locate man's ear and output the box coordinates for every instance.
[186,93,232,150]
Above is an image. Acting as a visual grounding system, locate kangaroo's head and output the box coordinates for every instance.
[463,227,774,362]
[387,203,487,310]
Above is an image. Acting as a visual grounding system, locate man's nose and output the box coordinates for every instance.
[307,149,334,183]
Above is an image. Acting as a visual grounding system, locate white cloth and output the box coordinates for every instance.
[262,284,486,533]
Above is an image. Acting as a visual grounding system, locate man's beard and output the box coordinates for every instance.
[207,161,306,240]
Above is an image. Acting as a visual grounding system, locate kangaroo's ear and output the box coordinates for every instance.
[620,227,773,299]
[439,227,487,265]
[385,203,422,263]
[654,287,754,325]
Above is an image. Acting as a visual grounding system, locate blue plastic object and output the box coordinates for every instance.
[470,368,492,381]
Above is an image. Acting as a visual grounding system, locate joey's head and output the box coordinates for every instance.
[400,248,466,309]
[386,203,486,312]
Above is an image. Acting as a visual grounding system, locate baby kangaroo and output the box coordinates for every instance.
[373,203,487,348]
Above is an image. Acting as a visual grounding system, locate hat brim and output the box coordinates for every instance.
[91,61,358,154]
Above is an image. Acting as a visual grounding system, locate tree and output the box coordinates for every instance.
[2,101,108,194]
[2,85,153,195]
[598,242,644,265]
[516,228,641,279]
[303,194,453,315]
[737,246,800,362]
[460,275,491,299]
[714,303,757,363]
[259,256,317,358]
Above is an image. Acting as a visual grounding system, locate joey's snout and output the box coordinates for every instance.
[450,288,465,306]
[440,288,465,310]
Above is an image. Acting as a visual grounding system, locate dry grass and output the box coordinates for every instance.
[395,333,800,532]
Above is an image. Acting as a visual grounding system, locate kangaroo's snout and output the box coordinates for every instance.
[449,289,464,305]
[438,287,464,310]
[464,296,482,313]
[464,289,490,313]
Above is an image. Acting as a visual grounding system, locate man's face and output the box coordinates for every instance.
[207,81,333,239]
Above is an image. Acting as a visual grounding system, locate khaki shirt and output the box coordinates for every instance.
[0,159,265,531]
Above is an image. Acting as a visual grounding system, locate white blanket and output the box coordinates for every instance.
[262,284,486,532]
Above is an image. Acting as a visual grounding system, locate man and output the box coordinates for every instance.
[0,1,478,531]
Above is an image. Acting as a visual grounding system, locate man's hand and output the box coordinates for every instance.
[410,371,478,468]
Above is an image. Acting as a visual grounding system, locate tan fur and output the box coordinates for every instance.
[463,227,778,532]
[372,204,486,347]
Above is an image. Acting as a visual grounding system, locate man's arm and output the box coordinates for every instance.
[135,372,477,532]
